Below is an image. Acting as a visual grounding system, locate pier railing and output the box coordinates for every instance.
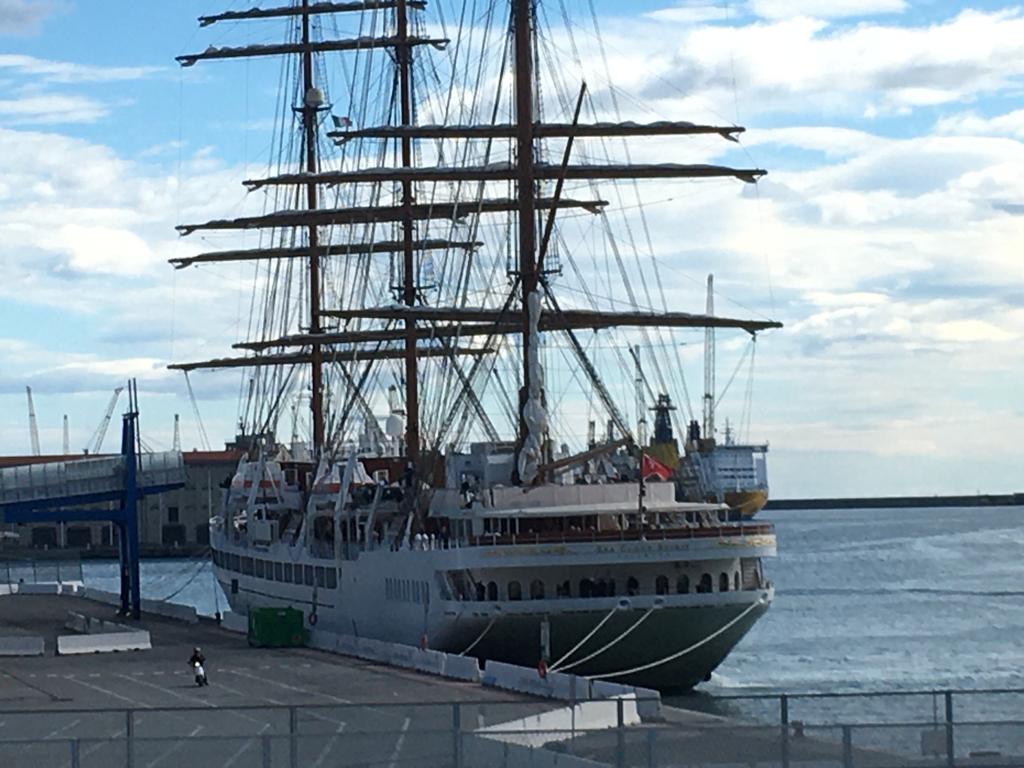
[1,690,1022,768]
[0,556,83,585]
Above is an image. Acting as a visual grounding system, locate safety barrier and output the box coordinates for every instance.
[64,610,134,635]
[220,611,248,633]
[57,630,151,655]
[14,583,62,595]
[0,635,45,656]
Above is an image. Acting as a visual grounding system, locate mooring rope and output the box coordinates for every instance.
[548,604,620,671]
[552,606,656,674]
[458,614,497,656]
[585,597,765,681]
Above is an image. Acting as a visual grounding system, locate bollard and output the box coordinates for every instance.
[780,695,790,768]
[125,709,134,768]
[451,702,462,768]
[289,705,298,768]
[842,726,853,768]
[70,738,81,768]
[945,691,955,768]
[616,698,626,768]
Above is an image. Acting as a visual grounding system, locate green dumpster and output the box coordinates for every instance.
[247,607,308,648]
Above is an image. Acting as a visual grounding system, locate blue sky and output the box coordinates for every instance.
[0,0,1022,497]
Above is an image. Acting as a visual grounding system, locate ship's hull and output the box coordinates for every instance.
[435,594,770,691]
[726,489,769,520]
[212,536,772,692]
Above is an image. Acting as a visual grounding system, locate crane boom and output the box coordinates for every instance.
[87,387,124,454]
[25,386,40,456]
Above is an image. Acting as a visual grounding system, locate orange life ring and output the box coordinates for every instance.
[537,660,548,679]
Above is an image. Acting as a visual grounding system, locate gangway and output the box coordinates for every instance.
[0,381,185,619]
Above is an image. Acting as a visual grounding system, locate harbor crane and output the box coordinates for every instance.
[85,387,124,454]
[25,386,40,456]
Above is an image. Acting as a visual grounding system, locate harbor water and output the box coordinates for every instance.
[78,505,1024,724]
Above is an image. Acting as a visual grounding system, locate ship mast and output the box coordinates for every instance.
[301,0,326,456]
[396,0,420,469]
[514,0,541,484]
[703,274,715,442]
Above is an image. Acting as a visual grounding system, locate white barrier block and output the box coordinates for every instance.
[220,611,248,634]
[412,649,446,676]
[57,630,152,655]
[633,686,662,719]
[441,653,481,682]
[0,636,45,656]
[17,583,60,595]
[64,611,89,634]
[80,587,121,607]
[483,661,579,700]
[308,630,341,652]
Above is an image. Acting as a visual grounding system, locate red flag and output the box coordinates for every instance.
[641,453,674,481]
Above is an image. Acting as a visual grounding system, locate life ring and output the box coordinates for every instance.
[537,660,548,679]
[309,612,318,626]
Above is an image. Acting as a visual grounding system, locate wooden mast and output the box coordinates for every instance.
[396,0,420,469]
[514,0,537,477]
[301,0,326,456]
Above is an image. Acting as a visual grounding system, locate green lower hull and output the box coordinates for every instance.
[435,597,769,692]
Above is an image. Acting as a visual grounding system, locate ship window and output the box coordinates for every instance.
[327,569,337,589]
[476,583,486,601]
[556,580,571,598]
[579,579,593,598]
[677,575,690,594]
[594,579,607,598]
[230,553,240,572]
[508,581,522,601]
[304,566,314,586]
[487,581,498,601]
[283,563,293,583]
[655,575,669,595]
[734,572,740,591]
[274,562,284,582]
[698,573,712,593]
[315,567,326,587]
[627,577,639,596]
[423,582,429,603]
[254,559,265,578]
[719,573,730,592]
[608,579,616,597]
[241,557,253,576]
[530,580,545,600]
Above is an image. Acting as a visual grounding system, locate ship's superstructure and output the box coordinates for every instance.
[172,0,781,690]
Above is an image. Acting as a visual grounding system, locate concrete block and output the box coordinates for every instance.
[336,634,359,657]
[633,686,662,719]
[412,649,446,676]
[80,587,121,607]
[0,636,45,656]
[64,611,89,634]
[441,653,481,682]
[16,583,60,595]
[220,611,248,634]
[57,630,151,655]
[483,660,577,700]
[141,598,198,624]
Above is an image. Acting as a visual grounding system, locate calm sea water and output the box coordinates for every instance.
[80,505,1024,723]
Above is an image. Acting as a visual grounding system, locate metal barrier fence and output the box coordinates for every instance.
[0,694,1021,768]
[0,557,84,585]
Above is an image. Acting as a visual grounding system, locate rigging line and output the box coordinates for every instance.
[183,372,212,452]
[552,605,657,674]
[587,597,766,681]
[161,553,213,602]
[458,614,497,656]
[715,334,753,410]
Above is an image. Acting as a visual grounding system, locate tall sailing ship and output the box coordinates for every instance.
[172,0,782,690]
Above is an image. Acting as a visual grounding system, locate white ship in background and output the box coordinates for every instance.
[172,0,781,690]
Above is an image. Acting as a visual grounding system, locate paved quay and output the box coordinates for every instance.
[0,594,555,767]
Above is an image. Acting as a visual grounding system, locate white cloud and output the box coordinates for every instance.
[935,108,1024,140]
[0,0,60,36]
[0,92,107,123]
[747,0,907,20]
[0,54,159,84]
